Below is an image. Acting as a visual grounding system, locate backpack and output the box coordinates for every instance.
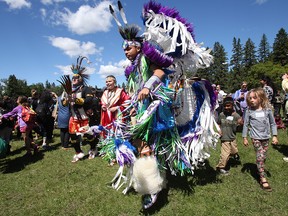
[22,106,37,123]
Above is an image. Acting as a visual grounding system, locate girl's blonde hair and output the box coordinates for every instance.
[246,87,271,109]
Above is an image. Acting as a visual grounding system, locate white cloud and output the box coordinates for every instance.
[41,0,53,4]
[52,1,113,35]
[98,59,129,78]
[2,0,31,9]
[40,8,46,20]
[48,36,103,58]
[255,0,268,5]
[41,0,73,5]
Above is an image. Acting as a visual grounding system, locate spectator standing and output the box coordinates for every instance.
[55,92,70,149]
[273,90,284,116]
[281,73,288,162]
[282,92,288,120]
[233,81,248,118]
[242,88,278,192]
[260,75,274,106]
[36,90,55,150]
[215,84,227,116]
[100,75,130,137]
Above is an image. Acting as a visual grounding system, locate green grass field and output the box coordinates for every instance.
[1,129,288,216]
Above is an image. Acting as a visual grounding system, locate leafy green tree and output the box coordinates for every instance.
[258,34,271,63]
[29,83,45,94]
[272,28,288,66]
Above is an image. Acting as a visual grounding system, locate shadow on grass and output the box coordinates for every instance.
[272,143,288,157]
[241,162,260,183]
[0,140,64,174]
[226,157,242,170]
[0,151,44,174]
[192,160,220,186]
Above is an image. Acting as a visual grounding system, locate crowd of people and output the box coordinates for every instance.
[1,0,288,210]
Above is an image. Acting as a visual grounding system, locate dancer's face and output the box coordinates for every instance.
[72,75,82,86]
[124,45,140,61]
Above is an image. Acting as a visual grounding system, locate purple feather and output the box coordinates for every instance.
[142,42,174,68]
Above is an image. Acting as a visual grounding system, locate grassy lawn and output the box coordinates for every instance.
[1,129,288,216]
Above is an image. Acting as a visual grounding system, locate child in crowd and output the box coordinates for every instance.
[274,114,286,130]
[216,96,243,175]
[242,88,278,192]
[282,73,288,162]
[0,96,38,156]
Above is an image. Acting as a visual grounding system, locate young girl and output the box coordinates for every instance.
[1,96,38,156]
[242,88,278,192]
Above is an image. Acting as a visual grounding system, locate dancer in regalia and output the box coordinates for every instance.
[88,1,219,209]
[58,56,99,162]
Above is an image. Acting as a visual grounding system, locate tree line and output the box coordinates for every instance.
[195,27,288,93]
[1,27,288,99]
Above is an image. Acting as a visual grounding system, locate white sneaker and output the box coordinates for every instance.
[71,152,85,163]
[283,157,288,162]
[142,193,159,209]
[88,149,98,159]
[217,168,229,175]
[42,144,50,150]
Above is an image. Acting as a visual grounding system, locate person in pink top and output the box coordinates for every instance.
[1,96,38,156]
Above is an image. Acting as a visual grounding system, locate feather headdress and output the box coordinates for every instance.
[109,1,143,45]
[70,56,90,86]
[109,1,213,76]
[57,56,90,93]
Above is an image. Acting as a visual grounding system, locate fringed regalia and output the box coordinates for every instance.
[87,0,220,208]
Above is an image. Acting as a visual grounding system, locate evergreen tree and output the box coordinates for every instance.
[208,42,229,86]
[45,80,52,89]
[258,34,270,62]
[243,38,257,78]
[272,28,288,66]
[230,37,244,91]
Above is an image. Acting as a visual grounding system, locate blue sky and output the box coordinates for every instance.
[0,0,287,89]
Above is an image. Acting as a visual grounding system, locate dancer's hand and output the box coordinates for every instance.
[138,88,150,101]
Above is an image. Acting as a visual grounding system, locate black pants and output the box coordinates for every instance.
[70,133,98,153]
[60,128,70,148]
